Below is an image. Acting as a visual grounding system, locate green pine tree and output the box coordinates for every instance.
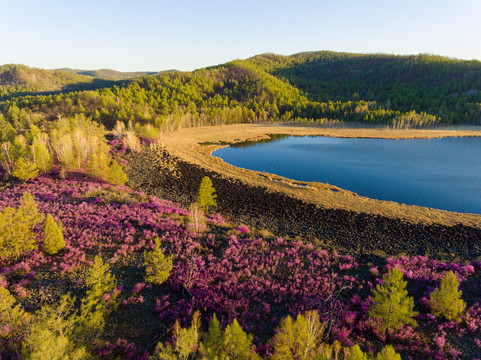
[0,192,43,260]
[199,314,222,358]
[22,294,91,360]
[144,237,173,286]
[222,319,259,360]
[80,256,119,334]
[347,345,370,360]
[106,160,128,185]
[368,267,418,335]
[86,152,110,181]
[43,214,65,255]
[196,176,217,213]
[0,286,27,341]
[376,345,401,360]
[429,271,466,322]
[12,157,38,182]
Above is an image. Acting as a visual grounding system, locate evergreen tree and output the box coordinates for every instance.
[197,176,217,213]
[80,256,119,333]
[368,267,418,335]
[0,192,43,260]
[86,152,109,181]
[347,345,370,360]
[12,157,38,182]
[106,160,128,185]
[199,314,222,358]
[22,294,91,360]
[222,319,259,360]
[0,286,27,341]
[43,214,65,255]
[376,345,401,360]
[144,237,173,286]
[151,312,200,360]
[429,271,466,322]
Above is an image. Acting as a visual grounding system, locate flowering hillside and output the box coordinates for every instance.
[1,166,481,359]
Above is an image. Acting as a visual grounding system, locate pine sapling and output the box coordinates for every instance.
[429,270,466,322]
[376,345,401,360]
[368,267,418,335]
[106,160,128,185]
[43,214,65,255]
[143,237,173,286]
[12,157,38,182]
[80,256,119,333]
[196,176,217,213]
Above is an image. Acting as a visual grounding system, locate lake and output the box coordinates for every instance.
[213,135,481,214]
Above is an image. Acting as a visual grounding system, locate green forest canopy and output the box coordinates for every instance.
[1,51,480,132]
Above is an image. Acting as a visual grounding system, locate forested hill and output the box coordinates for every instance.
[249,51,481,124]
[57,68,161,81]
[0,65,129,100]
[1,52,481,131]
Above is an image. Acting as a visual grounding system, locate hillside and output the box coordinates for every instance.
[250,51,481,124]
[0,65,128,100]
[2,52,481,359]
[2,52,481,130]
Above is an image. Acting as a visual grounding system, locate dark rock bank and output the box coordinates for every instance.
[128,149,481,260]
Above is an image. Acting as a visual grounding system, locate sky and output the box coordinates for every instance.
[1,0,480,72]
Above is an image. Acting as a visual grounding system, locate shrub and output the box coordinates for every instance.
[189,203,205,233]
[124,131,141,152]
[368,267,418,335]
[196,176,217,213]
[43,214,65,255]
[112,121,126,139]
[11,157,38,182]
[80,256,119,333]
[144,238,173,286]
[429,270,466,322]
[106,160,128,185]
[0,192,43,261]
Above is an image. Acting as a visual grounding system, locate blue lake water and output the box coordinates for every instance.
[213,136,481,214]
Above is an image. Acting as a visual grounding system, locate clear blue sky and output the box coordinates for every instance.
[1,0,480,71]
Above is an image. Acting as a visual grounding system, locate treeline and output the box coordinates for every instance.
[1,52,481,130]
[0,114,129,185]
[250,51,481,124]
[0,61,446,132]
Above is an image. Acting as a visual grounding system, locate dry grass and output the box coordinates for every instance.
[162,124,481,228]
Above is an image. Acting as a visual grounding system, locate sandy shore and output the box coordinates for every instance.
[161,124,481,229]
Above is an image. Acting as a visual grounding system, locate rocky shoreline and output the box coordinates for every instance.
[128,149,481,261]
